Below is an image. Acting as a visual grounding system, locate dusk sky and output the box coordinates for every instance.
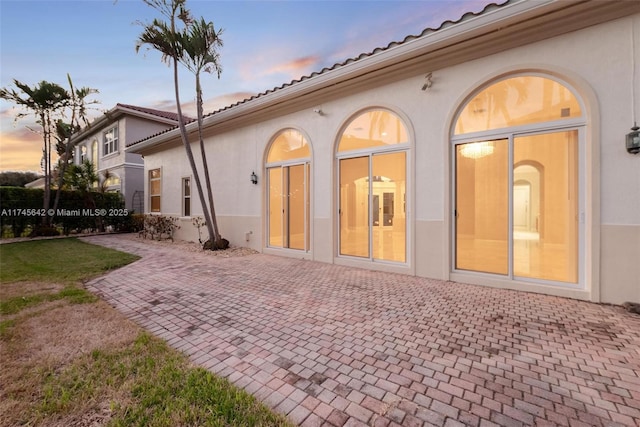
[0,0,491,172]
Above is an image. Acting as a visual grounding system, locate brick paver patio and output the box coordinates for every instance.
[82,234,640,427]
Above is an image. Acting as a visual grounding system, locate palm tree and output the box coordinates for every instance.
[136,0,226,249]
[0,79,70,224]
[51,75,99,224]
[177,17,224,247]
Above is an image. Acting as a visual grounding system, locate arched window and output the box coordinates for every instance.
[452,74,585,285]
[337,109,409,263]
[92,140,98,168]
[266,129,311,251]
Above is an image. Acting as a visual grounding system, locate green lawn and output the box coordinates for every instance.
[1,238,294,427]
[0,238,140,284]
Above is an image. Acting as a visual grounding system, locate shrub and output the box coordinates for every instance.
[139,215,180,241]
[0,187,126,237]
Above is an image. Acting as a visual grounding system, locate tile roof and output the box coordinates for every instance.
[116,103,188,122]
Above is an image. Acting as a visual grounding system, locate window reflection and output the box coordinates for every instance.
[267,129,310,162]
[455,76,581,135]
[339,110,408,152]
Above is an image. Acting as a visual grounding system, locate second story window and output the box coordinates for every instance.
[103,126,118,156]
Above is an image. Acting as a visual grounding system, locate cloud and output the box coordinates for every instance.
[0,130,44,172]
[237,51,322,89]
[266,56,320,79]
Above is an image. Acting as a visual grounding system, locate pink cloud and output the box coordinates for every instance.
[266,56,320,78]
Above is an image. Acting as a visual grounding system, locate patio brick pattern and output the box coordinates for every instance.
[83,235,640,427]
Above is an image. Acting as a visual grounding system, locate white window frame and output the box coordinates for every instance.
[149,168,161,213]
[450,73,587,289]
[335,108,411,265]
[182,176,191,217]
[103,125,119,156]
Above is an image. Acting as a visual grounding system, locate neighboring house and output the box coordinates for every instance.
[24,177,45,189]
[70,103,183,211]
[128,0,640,305]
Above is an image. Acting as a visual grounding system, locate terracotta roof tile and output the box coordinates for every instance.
[116,103,192,122]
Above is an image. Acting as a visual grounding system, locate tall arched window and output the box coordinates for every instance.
[452,74,585,285]
[92,140,98,168]
[337,109,409,263]
[266,129,311,251]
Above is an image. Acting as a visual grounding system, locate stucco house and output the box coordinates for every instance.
[71,103,183,211]
[127,0,640,305]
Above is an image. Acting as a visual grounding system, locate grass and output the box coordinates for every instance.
[0,286,97,315]
[0,237,294,427]
[34,332,291,426]
[0,238,140,284]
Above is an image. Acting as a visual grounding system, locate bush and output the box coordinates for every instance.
[139,215,180,241]
[29,225,60,237]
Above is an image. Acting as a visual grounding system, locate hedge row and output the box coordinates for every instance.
[0,186,139,237]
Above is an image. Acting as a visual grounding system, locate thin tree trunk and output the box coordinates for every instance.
[50,134,74,226]
[195,74,221,244]
[172,58,216,249]
[41,112,50,226]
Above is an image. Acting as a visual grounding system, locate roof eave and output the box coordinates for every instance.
[71,104,179,144]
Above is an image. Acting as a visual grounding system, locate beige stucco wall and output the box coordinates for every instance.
[140,14,640,305]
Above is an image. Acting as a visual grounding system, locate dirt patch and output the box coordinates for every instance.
[19,299,140,366]
[0,298,141,427]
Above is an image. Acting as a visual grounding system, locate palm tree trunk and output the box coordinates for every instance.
[41,112,50,227]
[195,74,221,244]
[50,134,74,226]
[172,59,216,249]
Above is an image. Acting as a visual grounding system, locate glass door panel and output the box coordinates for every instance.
[455,139,509,274]
[372,152,406,262]
[514,131,578,283]
[339,157,370,257]
[268,168,283,247]
[288,164,306,250]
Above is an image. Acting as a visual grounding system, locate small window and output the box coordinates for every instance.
[149,168,161,212]
[103,126,118,156]
[182,177,191,217]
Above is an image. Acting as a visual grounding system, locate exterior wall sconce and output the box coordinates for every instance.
[251,171,258,185]
[626,123,640,154]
